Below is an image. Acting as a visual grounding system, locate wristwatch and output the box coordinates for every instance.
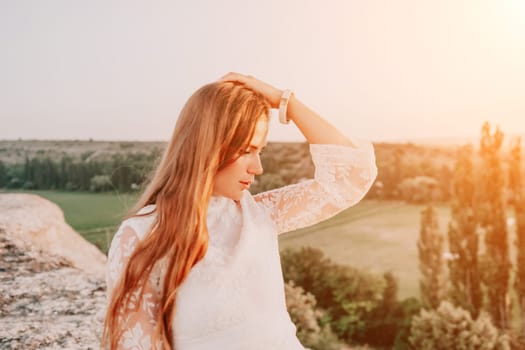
[278,89,294,124]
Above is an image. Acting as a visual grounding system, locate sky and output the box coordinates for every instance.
[1,0,524,143]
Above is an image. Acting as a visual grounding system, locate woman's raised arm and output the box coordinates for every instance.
[219,73,377,234]
[219,72,357,147]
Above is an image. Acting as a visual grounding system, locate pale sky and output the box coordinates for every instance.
[1,0,524,142]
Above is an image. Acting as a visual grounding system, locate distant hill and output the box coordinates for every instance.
[381,132,525,149]
[3,138,523,202]
[379,136,478,146]
[0,138,459,165]
[0,139,166,164]
[0,139,460,187]
[0,139,313,168]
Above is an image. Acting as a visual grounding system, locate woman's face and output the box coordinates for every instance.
[212,117,268,201]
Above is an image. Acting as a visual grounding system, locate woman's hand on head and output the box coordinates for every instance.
[219,72,283,108]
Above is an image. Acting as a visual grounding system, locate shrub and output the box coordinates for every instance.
[90,174,112,192]
[64,181,78,191]
[6,177,23,189]
[285,281,341,350]
[22,181,34,189]
[409,301,510,350]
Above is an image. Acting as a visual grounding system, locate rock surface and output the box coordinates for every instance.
[0,193,107,277]
[0,194,108,350]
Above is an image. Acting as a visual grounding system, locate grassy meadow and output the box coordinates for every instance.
[8,190,139,252]
[27,190,139,230]
[280,200,452,299]
[8,190,455,299]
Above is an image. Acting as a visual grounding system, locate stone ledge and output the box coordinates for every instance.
[0,194,108,350]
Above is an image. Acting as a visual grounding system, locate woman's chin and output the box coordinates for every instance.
[212,191,242,202]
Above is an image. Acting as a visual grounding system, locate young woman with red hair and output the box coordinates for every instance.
[102,73,377,349]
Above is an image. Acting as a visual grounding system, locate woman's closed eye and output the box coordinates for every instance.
[243,148,264,155]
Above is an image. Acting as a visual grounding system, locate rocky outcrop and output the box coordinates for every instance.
[0,194,106,277]
[0,194,108,350]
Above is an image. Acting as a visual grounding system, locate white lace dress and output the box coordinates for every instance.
[106,141,377,350]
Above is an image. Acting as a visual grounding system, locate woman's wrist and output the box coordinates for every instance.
[270,88,284,107]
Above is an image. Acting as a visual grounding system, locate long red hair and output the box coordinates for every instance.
[102,81,270,349]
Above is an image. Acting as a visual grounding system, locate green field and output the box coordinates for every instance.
[280,200,451,299]
[5,190,139,252]
[8,190,452,299]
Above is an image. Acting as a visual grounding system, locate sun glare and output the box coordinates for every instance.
[504,0,525,39]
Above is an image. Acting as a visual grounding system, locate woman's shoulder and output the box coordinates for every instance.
[119,204,157,241]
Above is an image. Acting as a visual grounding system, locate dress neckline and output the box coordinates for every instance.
[138,191,246,215]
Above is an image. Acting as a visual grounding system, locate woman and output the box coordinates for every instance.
[102,73,377,349]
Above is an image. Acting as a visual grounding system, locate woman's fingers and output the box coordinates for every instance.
[219,72,247,83]
[219,72,282,107]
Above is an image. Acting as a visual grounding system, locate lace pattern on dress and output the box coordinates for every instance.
[254,141,377,234]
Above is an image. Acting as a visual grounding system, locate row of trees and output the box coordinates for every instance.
[0,143,313,194]
[287,123,525,349]
[371,144,454,203]
[417,122,525,348]
[0,151,159,192]
[1,140,461,205]
[283,123,520,350]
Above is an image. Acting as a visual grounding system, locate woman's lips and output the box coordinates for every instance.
[239,181,251,188]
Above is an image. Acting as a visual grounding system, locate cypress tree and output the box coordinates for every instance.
[447,144,482,318]
[418,205,446,309]
[478,122,510,329]
[509,137,525,335]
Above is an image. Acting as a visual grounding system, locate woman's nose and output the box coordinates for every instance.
[248,155,264,175]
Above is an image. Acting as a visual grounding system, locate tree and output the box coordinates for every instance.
[0,160,6,187]
[23,155,31,182]
[508,137,525,336]
[397,176,439,203]
[111,154,132,192]
[477,122,510,329]
[280,247,384,343]
[438,164,452,201]
[418,205,446,309]
[383,147,404,199]
[447,144,482,318]
[356,272,407,348]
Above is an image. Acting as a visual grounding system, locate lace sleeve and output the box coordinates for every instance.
[254,140,377,234]
[106,225,164,350]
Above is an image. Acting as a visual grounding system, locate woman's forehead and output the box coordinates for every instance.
[250,118,268,148]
